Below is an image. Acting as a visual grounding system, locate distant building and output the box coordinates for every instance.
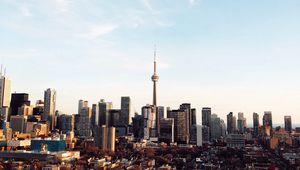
[142,105,157,139]
[179,103,191,139]
[9,93,30,119]
[78,102,92,137]
[94,125,116,152]
[0,74,11,128]
[237,112,246,133]
[31,139,66,152]
[284,115,292,133]
[18,105,33,116]
[91,104,99,127]
[253,112,259,137]
[167,109,189,144]
[263,111,273,128]
[132,113,144,140]
[98,99,113,127]
[10,115,27,133]
[226,134,245,148]
[191,108,196,126]
[57,114,74,134]
[159,118,174,144]
[120,96,131,126]
[44,88,56,131]
[190,124,202,146]
[202,107,211,140]
[0,74,11,108]
[227,112,236,134]
[211,114,225,140]
[202,125,210,143]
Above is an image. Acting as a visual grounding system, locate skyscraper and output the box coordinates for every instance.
[237,112,246,133]
[98,99,113,127]
[227,112,236,134]
[0,73,11,108]
[167,109,189,144]
[44,88,56,131]
[179,103,191,138]
[284,115,292,133]
[253,112,259,137]
[9,93,30,120]
[120,96,131,126]
[78,100,92,137]
[142,105,156,140]
[91,104,99,127]
[159,118,174,144]
[191,108,197,126]
[202,107,211,141]
[263,111,273,128]
[211,114,225,140]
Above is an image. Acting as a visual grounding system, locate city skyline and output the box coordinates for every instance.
[1,0,300,124]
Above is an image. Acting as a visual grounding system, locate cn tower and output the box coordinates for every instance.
[151,49,159,106]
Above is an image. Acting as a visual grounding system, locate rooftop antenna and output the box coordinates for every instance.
[4,67,6,76]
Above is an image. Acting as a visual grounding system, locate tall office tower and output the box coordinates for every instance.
[202,107,211,127]
[158,106,164,119]
[211,114,223,140]
[263,111,273,128]
[202,126,210,143]
[132,113,144,140]
[168,109,189,144]
[57,114,74,134]
[284,115,292,133]
[180,103,191,139]
[233,116,237,132]
[151,49,159,106]
[44,88,56,131]
[91,104,99,127]
[220,119,226,137]
[109,109,121,127]
[74,114,80,136]
[191,108,196,125]
[159,118,174,144]
[78,100,88,114]
[94,125,116,152]
[227,112,235,134]
[0,73,11,128]
[0,73,11,107]
[78,101,92,137]
[190,124,203,146]
[98,99,113,127]
[9,93,30,118]
[237,112,246,133]
[10,115,27,133]
[142,105,157,139]
[253,113,259,137]
[120,96,131,126]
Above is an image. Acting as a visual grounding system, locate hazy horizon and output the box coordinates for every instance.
[1,0,300,125]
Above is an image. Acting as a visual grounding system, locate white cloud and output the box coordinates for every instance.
[78,24,118,40]
[20,5,32,17]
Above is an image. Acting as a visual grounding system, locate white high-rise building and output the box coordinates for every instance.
[0,71,11,128]
[0,75,11,107]
[44,88,56,131]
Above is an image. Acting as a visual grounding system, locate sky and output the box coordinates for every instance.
[1,0,300,125]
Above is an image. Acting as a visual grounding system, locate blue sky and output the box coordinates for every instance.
[1,0,300,125]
